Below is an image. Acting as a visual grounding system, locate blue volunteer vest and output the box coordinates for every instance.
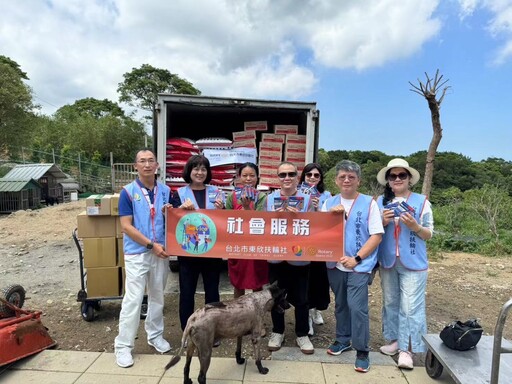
[325,193,378,273]
[377,192,428,270]
[177,185,222,209]
[318,190,332,211]
[266,190,311,266]
[123,180,170,255]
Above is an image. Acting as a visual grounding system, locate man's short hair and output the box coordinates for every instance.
[335,160,361,178]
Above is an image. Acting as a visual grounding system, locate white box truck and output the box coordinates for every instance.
[155,94,320,186]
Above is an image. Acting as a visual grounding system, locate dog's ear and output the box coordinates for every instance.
[268,281,280,297]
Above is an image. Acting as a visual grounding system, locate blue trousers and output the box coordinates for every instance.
[327,268,370,352]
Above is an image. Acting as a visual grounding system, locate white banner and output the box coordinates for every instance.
[203,148,258,167]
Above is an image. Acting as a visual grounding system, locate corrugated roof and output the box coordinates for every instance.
[3,163,67,181]
[0,179,40,192]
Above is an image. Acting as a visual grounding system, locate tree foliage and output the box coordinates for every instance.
[117,64,201,113]
[0,56,36,153]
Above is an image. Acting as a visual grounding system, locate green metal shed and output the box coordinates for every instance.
[0,179,41,213]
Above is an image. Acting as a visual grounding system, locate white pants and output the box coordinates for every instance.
[114,251,169,353]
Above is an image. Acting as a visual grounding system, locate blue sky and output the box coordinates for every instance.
[1,0,510,161]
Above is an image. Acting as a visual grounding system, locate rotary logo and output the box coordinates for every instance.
[292,245,302,256]
[307,247,317,256]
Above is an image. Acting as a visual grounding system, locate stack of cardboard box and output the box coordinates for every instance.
[77,194,123,298]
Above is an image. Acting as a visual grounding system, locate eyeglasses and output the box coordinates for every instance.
[137,159,156,165]
[305,172,321,178]
[277,172,297,179]
[337,174,357,181]
[387,172,409,181]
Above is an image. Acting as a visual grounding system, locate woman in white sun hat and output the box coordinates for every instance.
[375,158,434,370]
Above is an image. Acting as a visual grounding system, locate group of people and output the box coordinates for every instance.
[113,148,433,375]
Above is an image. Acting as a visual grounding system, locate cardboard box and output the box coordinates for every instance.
[86,194,112,216]
[274,125,298,135]
[232,130,256,141]
[77,211,116,238]
[284,152,307,163]
[259,158,283,168]
[244,121,268,131]
[83,237,117,268]
[259,167,278,178]
[232,139,256,148]
[117,238,124,267]
[285,142,307,151]
[259,151,282,161]
[259,141,282,150]
[261,133,285,144]
[86,267,121,298]
[116,217,123,238]
[285,134,307,144]
[110,193,120,216]
[259,176,281,188]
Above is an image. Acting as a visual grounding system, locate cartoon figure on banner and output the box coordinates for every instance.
[176,214,216,255]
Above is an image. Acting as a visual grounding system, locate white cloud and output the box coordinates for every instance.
[0,0,444,113]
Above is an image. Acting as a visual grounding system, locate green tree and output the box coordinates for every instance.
[0,56,36,153]
[117,64,201,114]
[57,97,125,119]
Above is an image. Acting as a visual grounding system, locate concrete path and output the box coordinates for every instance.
[1,348,456,384]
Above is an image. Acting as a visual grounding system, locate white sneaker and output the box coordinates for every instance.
[148,337,171,353]
[296,336,314,355]
[397,351,414,369]
[308,313,314,336]
[310,308,324,325]
[268,332,285,351]
[380,340,399,356]
[115,350,133,368]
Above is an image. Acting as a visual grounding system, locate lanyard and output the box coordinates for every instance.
[140,184,157,219]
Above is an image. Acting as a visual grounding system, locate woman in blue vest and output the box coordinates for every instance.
[322,160,383,373]
[299,163,331,335]
[170,155,225,333]
[376,158,434,370]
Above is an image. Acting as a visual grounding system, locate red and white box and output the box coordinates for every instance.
[232,139,256,148]
[261,133,285,144]
[259,151,282,161]
[244,121,268,131]
[274,124,298,135]
[259,176,281,188]
[259,158,282,168]
[284,142,307,153]
[285,134,306,144]
[284,152,306,164]
[232,130,257,142]
[259,141,282,152]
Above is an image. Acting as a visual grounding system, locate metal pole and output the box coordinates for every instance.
[78,153,82,189]
[144,134,148,147]
[52,149,56,164]
[22,147,25,163]
[110,152,114,193]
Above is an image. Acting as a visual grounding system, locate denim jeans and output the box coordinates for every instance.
[380,259,428,353]
[327,268,370,352]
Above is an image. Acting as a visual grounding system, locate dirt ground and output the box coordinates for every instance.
[1,201,511,361]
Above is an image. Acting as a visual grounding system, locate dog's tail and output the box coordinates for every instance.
[164,324,191,371]
[165,355,181,370]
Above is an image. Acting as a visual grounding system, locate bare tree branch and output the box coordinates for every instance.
[410,69,451,197]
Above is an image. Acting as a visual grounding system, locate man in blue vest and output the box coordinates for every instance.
[114,148,171,368]
[322,160,383,373]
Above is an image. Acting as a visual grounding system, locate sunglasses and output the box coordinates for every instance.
[305,172,321,178]
[277,171,298,179]
[388,172,409,181]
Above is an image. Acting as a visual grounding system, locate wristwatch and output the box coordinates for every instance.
[146,242,154,250]
[354,255,362,264]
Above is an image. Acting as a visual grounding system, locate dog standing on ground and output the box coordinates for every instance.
[165,282,290,384]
